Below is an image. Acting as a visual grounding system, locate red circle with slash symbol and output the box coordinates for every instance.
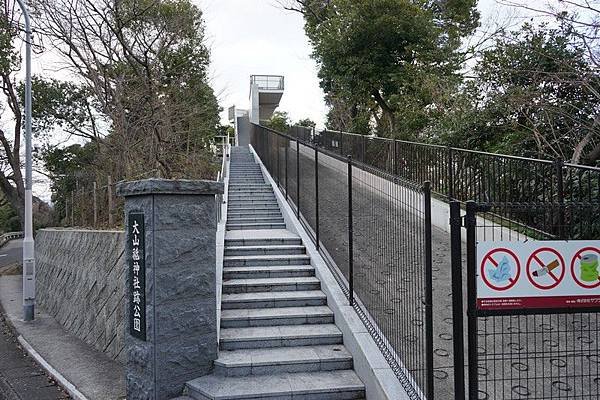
[480,248,521,291]
[570,247,600,289]
[526,247,566,290]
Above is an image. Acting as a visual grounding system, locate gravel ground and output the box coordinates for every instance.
[271,144,599,400]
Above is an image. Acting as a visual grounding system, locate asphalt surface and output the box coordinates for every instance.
[0,239,69,400]
[0,308,69,400]
[0,239,22,269]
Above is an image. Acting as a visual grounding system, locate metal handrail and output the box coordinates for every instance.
[250,75,284,90]
[0,231,24,247]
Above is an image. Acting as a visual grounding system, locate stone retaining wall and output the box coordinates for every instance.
[36,228,125,363]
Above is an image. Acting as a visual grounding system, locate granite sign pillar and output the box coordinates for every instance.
[117,179,224,400]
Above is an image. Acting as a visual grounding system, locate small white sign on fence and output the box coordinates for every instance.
[477,241,600,310]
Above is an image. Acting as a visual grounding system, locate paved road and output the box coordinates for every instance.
[0,310,70,400]
[0,239,22,269]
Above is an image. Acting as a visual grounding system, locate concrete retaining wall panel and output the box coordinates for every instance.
[35,228,126,363]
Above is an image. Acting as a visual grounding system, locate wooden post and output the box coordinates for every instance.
[64,197,69,227]
[70,190,74,226]
[93,181,98,227]
[108,176,114,227]
[80,186,85,226]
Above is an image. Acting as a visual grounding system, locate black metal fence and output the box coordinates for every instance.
[251,124,434,399]
[314,129,600,239]
[450,201,600,400]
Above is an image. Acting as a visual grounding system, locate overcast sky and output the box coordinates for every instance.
[195,0,540,129]
[24,0,545,200]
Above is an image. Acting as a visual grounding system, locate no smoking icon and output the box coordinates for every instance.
[526,247,566,290]
[480,248,521,291]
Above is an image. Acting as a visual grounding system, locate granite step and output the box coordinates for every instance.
[186,370,365,400]
[220,306,333,328]
[226,223,286,231]
[221,290,328,310]
[225,237,302,247]
[226,217,285,225]
[227,211,282,218]
[222,265,314,280]
[222,277,321,294]
[223,254,311,267]
[226,205,281,212]
[213,344,351,377]
[227,199,279,204]
[219,324,343,350]
[224,245,305,257]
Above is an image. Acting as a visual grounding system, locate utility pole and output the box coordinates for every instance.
[16,0,35,322]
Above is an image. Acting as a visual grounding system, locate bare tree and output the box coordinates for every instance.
[34,0,220,181]
[0,0,29,224]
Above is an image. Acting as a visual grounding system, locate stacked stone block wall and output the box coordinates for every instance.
[35,228,126,363]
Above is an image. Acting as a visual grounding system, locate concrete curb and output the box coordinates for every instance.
[17,335,89,400]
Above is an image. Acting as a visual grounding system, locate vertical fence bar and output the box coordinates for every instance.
[339,131,343,155]
[315,147,320,249]
[347,155,354,306]
[423,181,434,400]
[450,201,466,400]
[362,135,366,163]
[465,201,478,400]
[448,147,454,200]
[277,134,281,187]
[555,159,565,238]
[107,175,114,227]
[296,140,300,219]
[93,181,98,227]
[285,142,289,201]
[393,139,398,176]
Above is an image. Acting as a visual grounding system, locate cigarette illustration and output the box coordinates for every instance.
[580,254,599,282]
[532,259,560,277]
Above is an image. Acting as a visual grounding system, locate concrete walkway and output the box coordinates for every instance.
[0,276,125,400]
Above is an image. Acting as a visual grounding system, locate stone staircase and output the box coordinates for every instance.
[185,147,366,399]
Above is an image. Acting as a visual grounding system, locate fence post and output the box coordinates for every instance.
[285,143,289,201]
[108,176,114,227]
[315,147,320,250]
[465,201,478,400]
[93,181,98,227]
[393,139,398,176]
[554,159,565,238]
[450,201,465,400]
[362,135,366,163]
[423,181,434,400]
[448,147,455,200]
[277,134,281,187]
[296,140,300,219]
[347,155,354,306]
[339,131,343,155]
